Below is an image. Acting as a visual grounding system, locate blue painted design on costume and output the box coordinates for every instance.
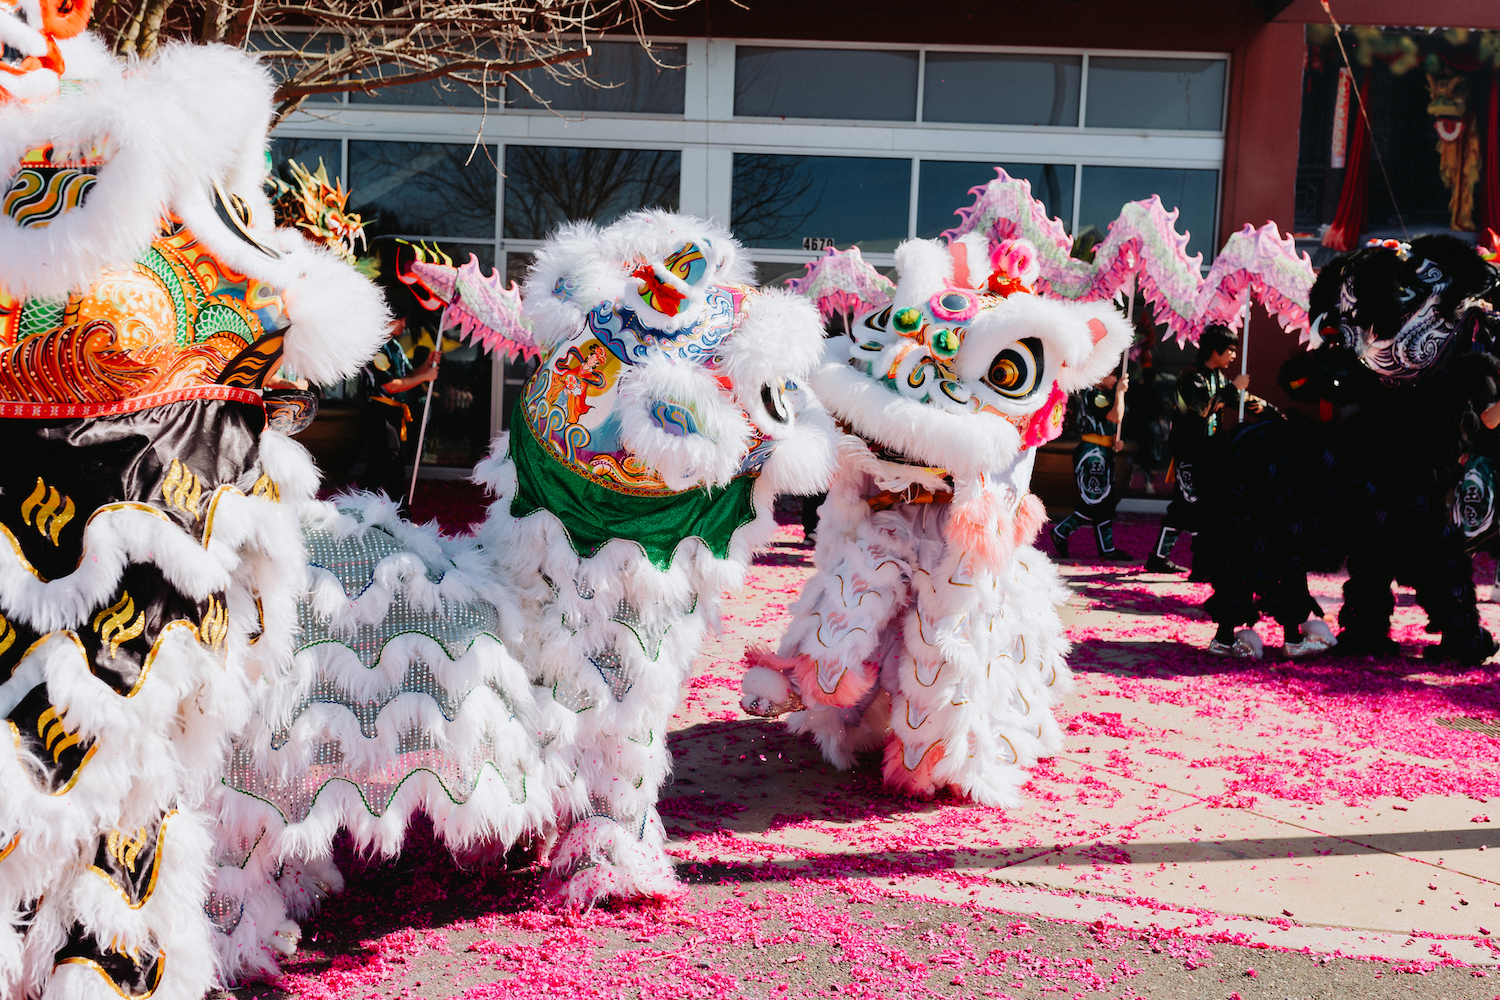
[583,286,740,366]
[650,400,699,437]
[737,437,775,475]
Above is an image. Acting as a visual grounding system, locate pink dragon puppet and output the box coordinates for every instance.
[739,234,1130,805]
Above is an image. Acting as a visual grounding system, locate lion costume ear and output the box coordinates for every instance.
[41,0,92,38]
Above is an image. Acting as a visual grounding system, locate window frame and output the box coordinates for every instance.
[272,34,1231,441]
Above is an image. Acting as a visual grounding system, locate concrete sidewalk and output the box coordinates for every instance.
[667,514,1500,965]
[244,512,1500,999]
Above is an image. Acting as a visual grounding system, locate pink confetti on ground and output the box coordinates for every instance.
[259,506,1500,998]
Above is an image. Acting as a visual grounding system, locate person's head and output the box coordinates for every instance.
[1196,325,1238,370]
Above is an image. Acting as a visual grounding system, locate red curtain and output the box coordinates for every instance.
[1323,75,1371,252]
[1483,70,1500,242]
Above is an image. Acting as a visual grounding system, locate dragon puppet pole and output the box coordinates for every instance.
[409,379,436,502]
[1111,273,1136,448]
[1237,297,1251,423]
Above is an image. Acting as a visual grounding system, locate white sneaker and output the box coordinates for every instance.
[1207,629,1263,659]
[1283,619,1337,659]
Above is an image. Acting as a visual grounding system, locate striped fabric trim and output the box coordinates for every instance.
[0,385,264,419]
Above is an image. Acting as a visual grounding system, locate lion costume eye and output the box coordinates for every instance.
[981,337,1043,399]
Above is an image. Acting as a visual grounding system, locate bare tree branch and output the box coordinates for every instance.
[89,0,701,125]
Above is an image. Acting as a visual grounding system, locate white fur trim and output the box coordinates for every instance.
[0,44,271,300]
[614,354,752,491]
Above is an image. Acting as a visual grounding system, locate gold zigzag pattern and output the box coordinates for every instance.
[160,460,203,520]
[92,592,145,658]
[19,477,75,545]
[199,596,227,652]
[250,474,280,503]
[36,705,81,763]
[105,827,150,872]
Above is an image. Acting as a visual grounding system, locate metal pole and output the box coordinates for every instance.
[1112,275,1135,445]
[1237,297,1251,423]
[408,378,436,502]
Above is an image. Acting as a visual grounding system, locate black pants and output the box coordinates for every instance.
[361,404,408,509]
[1053,441,1122,554]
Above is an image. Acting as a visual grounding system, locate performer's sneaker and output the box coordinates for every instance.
[1050,527,1069,558]
[1096,549,1134,562]
[1142,555,1185,574]
[1207,629,1263,659]
[1283,620,1337,659]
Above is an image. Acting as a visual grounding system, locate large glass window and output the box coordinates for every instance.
[731,154,911,253]
[502,146,681,241]
[923,53,1081,127]
[506,41,687,114]
[1085,57,1226,131]
[348,141,498,239]
[734,47,919,121]
[269,137,342,185]
[916,161,1075,239]
[1077,165,1219,260]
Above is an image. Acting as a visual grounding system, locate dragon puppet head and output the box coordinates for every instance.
[801,234,1132,481]
[795,234,1131,568]
[1308,233,1500,386]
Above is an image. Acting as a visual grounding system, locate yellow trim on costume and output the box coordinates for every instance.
[89,811,176,910]
[0,522,43,579]
[127,622,189,697]
[52,744,98,796]
[1081,433,1114,447]
[55,952,164,1000]
[200,485,237,542]
[0,492,252,584]
[0,831,18,864]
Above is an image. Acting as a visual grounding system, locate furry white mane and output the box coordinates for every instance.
[0,41,388,384]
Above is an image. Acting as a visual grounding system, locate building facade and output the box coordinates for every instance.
[277,1,1500,466]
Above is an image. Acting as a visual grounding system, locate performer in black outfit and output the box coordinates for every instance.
[1145,325,1261,574]
[361,317,441,512]
[1194,235,1500,664]
[1051,373,1130,559]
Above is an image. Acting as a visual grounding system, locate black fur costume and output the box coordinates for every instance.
[1195,235,1500,664]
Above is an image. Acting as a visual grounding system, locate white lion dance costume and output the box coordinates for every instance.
[739,235,1129,805]
[0,6,386,998]
[200,164,565,981]
[212,491,567,979]
[404,212,837,906]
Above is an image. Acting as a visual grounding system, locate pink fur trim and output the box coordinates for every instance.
[882,737,946,798]
[543,817,683,910]
[745,645,874,708]
[1019,383,1068,448]
[1012,493,1046,547]
[945,488,1012,574]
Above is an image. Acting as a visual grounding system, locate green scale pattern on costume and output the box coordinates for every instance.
[17,297,64,341]
[133,246,190,346]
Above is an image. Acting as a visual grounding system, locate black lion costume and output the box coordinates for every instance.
[1195,235,1500,665]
